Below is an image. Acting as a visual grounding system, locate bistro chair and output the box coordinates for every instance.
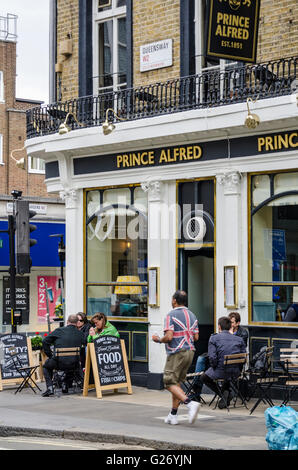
[9,347,42,395]
[209,352,249,411]
[279,348,298,406]
[52,347,83,395]
[247,346,279,414]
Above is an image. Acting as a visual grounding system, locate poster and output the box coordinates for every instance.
[2,277,29,325]
[37,275,61,323]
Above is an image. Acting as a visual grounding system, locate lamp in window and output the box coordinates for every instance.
[58,112,83,135]
[114,276,143,295]
[244,97,260,129]
[102,108,125,135]
[10,147,26,170]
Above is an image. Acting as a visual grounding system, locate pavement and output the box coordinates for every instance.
[1,382,296,451]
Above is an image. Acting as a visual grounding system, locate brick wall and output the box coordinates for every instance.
[0,39,52,198]
[56,0,79,102]
[133,0,180,87]
[257,0,297,62]
[54,1,297,101]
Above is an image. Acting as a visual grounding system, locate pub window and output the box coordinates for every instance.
[250,171,298,324]
[93,0,127,95]
[85,185,148,320]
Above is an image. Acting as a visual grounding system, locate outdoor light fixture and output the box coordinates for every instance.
[245,97,260,129]
[10,148,26,170]
[102,108,125,135]
[58,112,83,135]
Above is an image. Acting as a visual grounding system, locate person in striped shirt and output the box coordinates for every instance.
[152,290,200,425]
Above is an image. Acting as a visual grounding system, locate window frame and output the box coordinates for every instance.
[28,156,45,174]
[92,0,127,95]
[248,169,298,326]
[84,183,149,322]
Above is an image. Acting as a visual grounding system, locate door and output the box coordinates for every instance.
[179,247,214,360]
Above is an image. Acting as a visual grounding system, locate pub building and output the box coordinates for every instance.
[25,102,298,389]
[24,0,297,390]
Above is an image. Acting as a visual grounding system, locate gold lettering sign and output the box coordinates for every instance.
[257,132,298,153]
[116,145,202,169]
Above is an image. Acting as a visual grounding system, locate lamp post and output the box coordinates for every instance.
[49,234,65,324]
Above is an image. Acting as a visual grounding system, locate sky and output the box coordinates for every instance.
[0,0,50,103]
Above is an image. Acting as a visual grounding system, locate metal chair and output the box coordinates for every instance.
[279,348,298,405]
[9,347,42,394]
[209,353,249,411]
[247,346,278,414]
[53,347,83,394]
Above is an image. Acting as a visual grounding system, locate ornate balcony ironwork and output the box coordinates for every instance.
[26,57,297,140]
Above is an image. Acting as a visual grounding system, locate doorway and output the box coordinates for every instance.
[179,246,215,360]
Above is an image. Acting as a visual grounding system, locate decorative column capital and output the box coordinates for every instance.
[60,188,78,209]
[141,179,163,202]
[216,170,242,195]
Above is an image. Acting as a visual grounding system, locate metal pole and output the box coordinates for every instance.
[8,214,16,333]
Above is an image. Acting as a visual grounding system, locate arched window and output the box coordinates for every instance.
[250,171,298,324]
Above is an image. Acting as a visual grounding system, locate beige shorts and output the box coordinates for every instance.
[163,349,194,386]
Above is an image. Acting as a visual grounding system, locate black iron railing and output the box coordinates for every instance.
[26,57,297,139]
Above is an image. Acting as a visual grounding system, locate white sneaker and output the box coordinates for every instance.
[164,413,178,425]
[187,400,200,424]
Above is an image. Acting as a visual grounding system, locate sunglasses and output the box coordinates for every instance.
[77,319,84,322]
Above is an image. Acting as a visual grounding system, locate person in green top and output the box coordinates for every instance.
[87,312,120,343]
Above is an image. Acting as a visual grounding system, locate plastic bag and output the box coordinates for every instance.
[265,405,298,450]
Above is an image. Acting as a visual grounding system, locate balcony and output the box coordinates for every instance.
[26,57,297,140]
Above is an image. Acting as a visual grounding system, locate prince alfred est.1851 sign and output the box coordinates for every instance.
[207,0,260,63]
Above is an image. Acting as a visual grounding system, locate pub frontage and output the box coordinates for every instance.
[25,92,298,389]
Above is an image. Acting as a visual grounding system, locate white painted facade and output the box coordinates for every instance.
[25,93,298,378]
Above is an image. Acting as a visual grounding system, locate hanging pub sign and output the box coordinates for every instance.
[206,0,261,63]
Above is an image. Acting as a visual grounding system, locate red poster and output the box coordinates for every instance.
[37,275,61,323]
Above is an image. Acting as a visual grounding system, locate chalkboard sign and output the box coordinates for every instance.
[83,336,132,399]
[0,334,33,389]
[3,277,30,325]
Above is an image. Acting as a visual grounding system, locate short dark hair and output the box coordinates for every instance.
[172,290,188,306]
[76,312,88,324]
[218,316,231,331]
[228,312,241,323]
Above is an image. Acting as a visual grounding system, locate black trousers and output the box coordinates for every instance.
[43,358,76,389]
[193,373,230,396]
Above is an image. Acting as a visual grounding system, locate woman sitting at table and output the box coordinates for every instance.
[87,313,120,342]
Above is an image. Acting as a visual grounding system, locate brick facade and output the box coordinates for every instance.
[0,39,50,198]
[54,0,297,101]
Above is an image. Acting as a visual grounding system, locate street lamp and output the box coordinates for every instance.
[102,108,125,135]
[49,234,65,324]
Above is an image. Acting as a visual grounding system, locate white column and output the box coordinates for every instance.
[216,170,245,322]
[141,179,176,376]
[59,187,84,319]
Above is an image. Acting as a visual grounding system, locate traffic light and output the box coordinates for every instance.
[15,200,37,274]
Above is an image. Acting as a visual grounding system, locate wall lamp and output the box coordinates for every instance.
[244,97,260,129]
[59,112,83,135]
[102,108,125,135]
[10,147,26,170]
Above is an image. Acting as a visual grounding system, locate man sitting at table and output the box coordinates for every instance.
[41,314,83,397]
[190,316,246,408]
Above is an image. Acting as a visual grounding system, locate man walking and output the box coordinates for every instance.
[152,290,200,425]
[42,314,83,397]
